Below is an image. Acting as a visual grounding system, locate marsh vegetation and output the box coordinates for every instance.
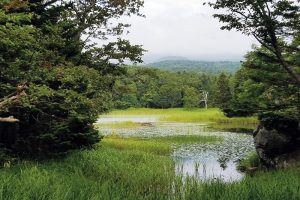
[0,0,299,199]
[0,109,299,199]
[96,108,256,181]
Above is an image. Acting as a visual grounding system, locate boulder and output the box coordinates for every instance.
[253,116,300,168]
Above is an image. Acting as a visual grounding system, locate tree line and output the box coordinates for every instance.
[114,40,300,121]
[112,66,233,110]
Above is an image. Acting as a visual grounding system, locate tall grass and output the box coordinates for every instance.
[0,109,297,199]
[0,144,299,200]
[209,122,258,132]
[0,147,176,200]
[105,108,258,127]
[183,169,300,200]
[101,134,222,155]
[102,137,172,155]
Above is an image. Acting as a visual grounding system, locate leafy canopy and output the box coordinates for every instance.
[207,0,300,85]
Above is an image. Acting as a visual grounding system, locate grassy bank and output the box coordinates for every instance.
[0,141,299,200]
[105,108,258,129]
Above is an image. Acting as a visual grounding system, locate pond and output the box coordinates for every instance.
[96,115,255,182]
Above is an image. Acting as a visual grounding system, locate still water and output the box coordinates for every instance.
[96,115,255,182]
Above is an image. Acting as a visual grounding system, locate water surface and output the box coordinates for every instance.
[96,115,255,182]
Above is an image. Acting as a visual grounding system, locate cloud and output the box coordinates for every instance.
[117,0,258,62]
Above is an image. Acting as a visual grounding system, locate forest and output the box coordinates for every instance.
[113,52,299,120]
[146,60,241,74]
[112,66,221,109]
[0,0,299,199]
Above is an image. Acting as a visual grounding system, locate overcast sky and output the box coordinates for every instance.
[120,0,258,63]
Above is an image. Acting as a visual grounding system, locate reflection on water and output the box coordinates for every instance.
[175,159,243,182]
[96,115,255,182]
[173,132,254,182]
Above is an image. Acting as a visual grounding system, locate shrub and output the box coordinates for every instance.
[237,152,261,172]
[0,66,109,157]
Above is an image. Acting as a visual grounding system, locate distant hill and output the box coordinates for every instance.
[146,60,241,74]
[156,56,189,61]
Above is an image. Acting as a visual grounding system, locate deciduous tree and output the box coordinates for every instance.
[207,0,300,85]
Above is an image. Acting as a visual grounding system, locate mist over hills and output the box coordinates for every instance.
[155,56,189,61]
[145,59,242,74]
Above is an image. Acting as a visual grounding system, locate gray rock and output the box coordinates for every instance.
[253,117,300,168]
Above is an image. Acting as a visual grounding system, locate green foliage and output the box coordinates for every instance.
[215,73,232,110]
[208,0,300,120]
[224,45,299,119]
[147,60,241,74]
[0,0,144,157]
[103,134,222,155]
[102,137,172,156]
[183,87,200,109]
[112,67,218,109]
[237,153,261,172]
[156,83,183,108]
[112,79,139,109]
[0,144,299,199]
[3,67,107,157]
[208,0,300,85]
[0,146,176,199]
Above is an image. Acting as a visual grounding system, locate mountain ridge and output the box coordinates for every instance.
[145,59,241,74]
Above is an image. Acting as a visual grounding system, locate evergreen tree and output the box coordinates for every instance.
[215,73,232,110]
[0,0,144,157]
[183,87,199,109]
[225,46,299,118]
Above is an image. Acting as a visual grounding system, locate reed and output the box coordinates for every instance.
[104,108,258,127]
[0,144,299,200]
